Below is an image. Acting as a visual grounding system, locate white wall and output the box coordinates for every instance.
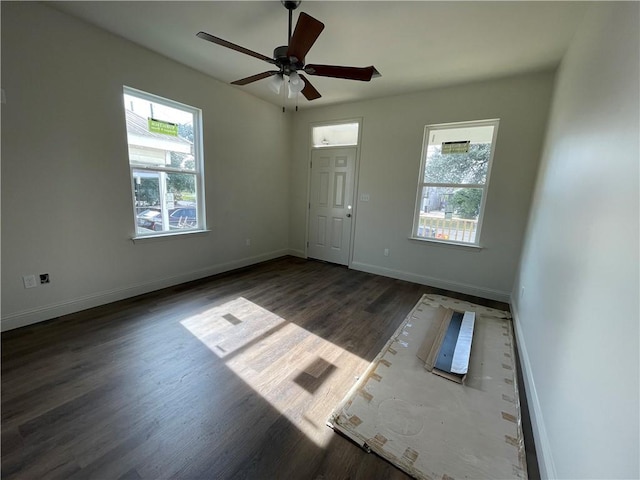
[1,3,292,330]
[512,3,639,479]
[291,72,555,301]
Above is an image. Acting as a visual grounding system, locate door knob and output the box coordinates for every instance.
[346,213,352,218]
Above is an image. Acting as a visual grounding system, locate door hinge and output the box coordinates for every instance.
[308,202,311,210]
[306,241,309,247]
[310,161,312,169]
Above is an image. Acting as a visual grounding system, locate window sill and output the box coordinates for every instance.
[312,143,357,148]
[408,236,483,250]
[132,229,210,244]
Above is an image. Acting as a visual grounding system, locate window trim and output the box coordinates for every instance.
[131,229,211,244]
[123,86,206,239]
[411,118,500,247]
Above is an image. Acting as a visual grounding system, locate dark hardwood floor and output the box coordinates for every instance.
[1,256,536,479]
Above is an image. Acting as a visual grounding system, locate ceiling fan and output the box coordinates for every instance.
[196,0,380,102]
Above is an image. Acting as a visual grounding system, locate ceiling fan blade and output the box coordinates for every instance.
[298,74,321,101]
[304,64,379,82]
[231,71,280,86]
[287,12,325,62]
[197,31,275,65]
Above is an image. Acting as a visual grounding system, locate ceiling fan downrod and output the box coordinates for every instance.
[282,0,301,46]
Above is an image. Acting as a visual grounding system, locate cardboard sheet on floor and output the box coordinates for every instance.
[328,294,527,480]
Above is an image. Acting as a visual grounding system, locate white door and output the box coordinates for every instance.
[308,147,356,266]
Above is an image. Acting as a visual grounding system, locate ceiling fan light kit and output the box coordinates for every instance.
[196,0,380,105]
[269,74,284,95]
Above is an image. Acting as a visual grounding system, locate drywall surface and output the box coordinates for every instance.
[291,72,555,300]
[1,2,291,330]
[512,3,639,478]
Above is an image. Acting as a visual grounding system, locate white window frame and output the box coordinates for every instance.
[124,86,206,239]
[411,119,499,247]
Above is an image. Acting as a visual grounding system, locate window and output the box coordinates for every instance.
[123,87,205,237]
[312,122,359,147]
[412,119,499,246]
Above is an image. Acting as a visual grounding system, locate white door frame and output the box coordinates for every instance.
[305,118,363,267]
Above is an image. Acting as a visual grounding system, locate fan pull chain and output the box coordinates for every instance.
[282,77,287,112]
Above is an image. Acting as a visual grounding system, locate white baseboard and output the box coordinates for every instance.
[1,249,290,332]
[287,248,306,259]
[350,261,510,303]
[510,297,557,480]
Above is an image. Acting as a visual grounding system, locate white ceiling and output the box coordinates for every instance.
[50,1,588,109]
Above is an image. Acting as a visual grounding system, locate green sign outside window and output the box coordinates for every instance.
[148,118,178,137]
[442,141,470,154]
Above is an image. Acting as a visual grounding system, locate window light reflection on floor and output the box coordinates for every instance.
[180,297,367,448]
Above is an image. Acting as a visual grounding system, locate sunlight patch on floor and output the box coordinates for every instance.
[180,297,368,447]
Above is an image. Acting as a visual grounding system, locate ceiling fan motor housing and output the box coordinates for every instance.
[274,45,304,75]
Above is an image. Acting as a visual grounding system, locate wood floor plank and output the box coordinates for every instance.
[2,256,532,480]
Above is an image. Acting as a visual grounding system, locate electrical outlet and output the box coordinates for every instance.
[40,273,50,285]
[245,238,251,247]
[383,248,389,257]
[23,275,37,289]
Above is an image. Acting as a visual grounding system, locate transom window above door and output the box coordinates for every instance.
[312,122,359,147]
